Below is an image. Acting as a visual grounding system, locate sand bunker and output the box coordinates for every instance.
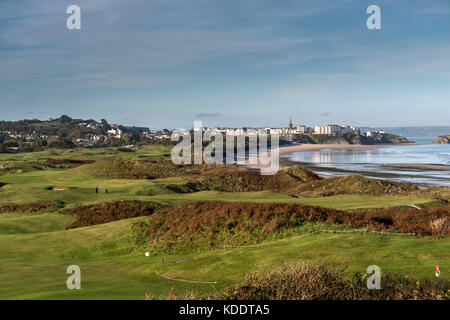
[48,187,65,191]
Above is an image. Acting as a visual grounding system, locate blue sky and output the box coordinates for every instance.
[1,0,449,129]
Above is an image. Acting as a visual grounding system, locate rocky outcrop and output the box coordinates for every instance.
[433,135,450,144]
[292,132,412,145]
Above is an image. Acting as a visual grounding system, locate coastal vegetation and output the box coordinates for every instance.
[0,144,448,299]
[0,116,172,153]
[132,201,449,254]
[148,264,449,300]
[293,132,411,145]
[288,175,419,197]
[61,200,164,228]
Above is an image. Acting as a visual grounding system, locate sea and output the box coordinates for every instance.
[284,137,450,186]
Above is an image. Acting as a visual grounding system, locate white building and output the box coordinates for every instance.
[107,128,123,138]
[270,128,283,135]
[295,125,307,134]
[365,130,380,137]
[314,125,332,135]
[314,124,358,135]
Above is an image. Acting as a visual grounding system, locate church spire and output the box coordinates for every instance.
[288,117,293,130]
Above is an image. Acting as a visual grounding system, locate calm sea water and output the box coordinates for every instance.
[285,139,450,186]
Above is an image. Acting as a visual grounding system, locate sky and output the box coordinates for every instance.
[0,0,449,129]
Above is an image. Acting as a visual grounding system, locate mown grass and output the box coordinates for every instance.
[0,165,435,209]
[0,213,73,235]
[0,145,171,163]
[0,145,448,299]
[0,217,447,299]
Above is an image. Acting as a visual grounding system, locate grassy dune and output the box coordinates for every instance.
[0,145,448,299]
[0,213,73,235]
[0,145,171,163]
[0,166,435,210]
[0,216,447,299]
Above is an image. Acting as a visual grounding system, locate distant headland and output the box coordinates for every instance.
[433,135,450,144]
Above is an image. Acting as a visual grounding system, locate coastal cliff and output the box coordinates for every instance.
[433,135,450,144]
[292,132,411,145]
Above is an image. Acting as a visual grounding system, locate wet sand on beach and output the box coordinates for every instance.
[382,163,450,171]
[243,143,445,174]
[278,142,426,156]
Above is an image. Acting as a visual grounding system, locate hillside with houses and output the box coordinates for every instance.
[0,115,412,153]
[0,116,171,152]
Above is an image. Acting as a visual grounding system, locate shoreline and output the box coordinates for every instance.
[243,143,450,187]
[278,142,428,156]
[382,163,450,171]
[244,142,449,174]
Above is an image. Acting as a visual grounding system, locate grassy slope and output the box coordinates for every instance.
[0,167,434,210]
[0,145,448,299]
[0,213,73,235]
[0,145,171,162]
[0,216,447,299]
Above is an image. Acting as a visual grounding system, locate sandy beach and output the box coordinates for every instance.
[243,142,450,181]
[278,142,425,156]
[382,163,450,171]
[243,142,428,170]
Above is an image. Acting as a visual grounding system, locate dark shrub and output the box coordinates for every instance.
[146,264,449,300]
[136,201,450,253]
[61,200,164,228]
